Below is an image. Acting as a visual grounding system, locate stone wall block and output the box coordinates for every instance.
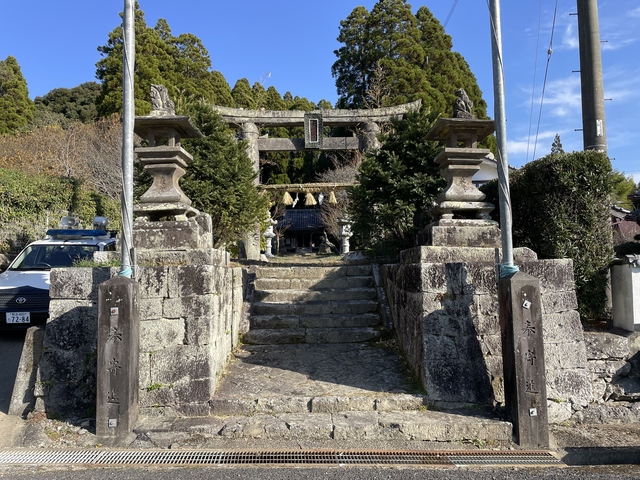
[185,317,212,346]
[146,345,210,385]
[479,334,502,357]
[40,382,91,418]
[140,318,186,352]
[39,349,92,385]
[520,259,575,292]
[423,310,473,337]
[439,294,475,320]
[422,333,492,405]
[462,264,498,295]
[485,354,504,379]
[139,385,176,406]
[139,297,163,320]
[394,264,422,292]
[45,300,97,350]
[163,294,216,319]
[49,267,110,300]
[575,404,639,424]
[472,314,500,336]
[444,263,465,294]
[541,291,579,314]
[589,360,631,378]
[419,264,448,292]
[472,294,499,319]
[541,311,584,344]
[592,378,607,402]
[169,265,217,298]
[546,369,592,406]
[584,331,631,360]
[544,341,588,370]
[137,266,169,299]
[172,377,212,404]
[547,400,573,424]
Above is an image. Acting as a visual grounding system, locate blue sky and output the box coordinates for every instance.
[1,1,638,183]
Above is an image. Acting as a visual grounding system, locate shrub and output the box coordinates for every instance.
[482,150,614,321]
[0,168,120,252]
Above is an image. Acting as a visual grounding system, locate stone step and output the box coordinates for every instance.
[254,275,374,291]
[209,393,426,416]
[256,265,372,280]
[243,327,381,345]
[251,313,381,330]
[254,287,377,303]
[135,410,512,446]
[251,300,379,316]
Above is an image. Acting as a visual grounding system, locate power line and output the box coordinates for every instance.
[531,0,559,162]
[443,0,460,29]
[525,1,544,163]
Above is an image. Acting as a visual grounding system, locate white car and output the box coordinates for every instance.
[0,217,117,331]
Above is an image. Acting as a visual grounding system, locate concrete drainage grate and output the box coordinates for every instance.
[0,449,562,467]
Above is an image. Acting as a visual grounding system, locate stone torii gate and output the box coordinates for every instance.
[213,101,421,259]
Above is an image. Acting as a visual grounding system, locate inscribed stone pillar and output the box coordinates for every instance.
[499,271,549,448]
[96,276,140,444]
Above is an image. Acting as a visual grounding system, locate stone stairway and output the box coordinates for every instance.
[244,263,383,345]
[135,259,513,448]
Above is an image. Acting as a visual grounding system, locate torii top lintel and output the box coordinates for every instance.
[212,100,422,128]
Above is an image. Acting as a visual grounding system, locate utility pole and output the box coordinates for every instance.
[120,0,135,278]
[577,0,607,153]
[489,0,514,269]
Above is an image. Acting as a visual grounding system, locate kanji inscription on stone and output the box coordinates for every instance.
[499,271,549,448]
[97,276,140,442]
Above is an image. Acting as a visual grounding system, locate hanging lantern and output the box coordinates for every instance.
[327,190,337,204]
[282,191,294,206]
[305,191,317,206]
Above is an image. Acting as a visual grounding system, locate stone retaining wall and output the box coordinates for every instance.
[573,330,640,424]
[383,247,591,423]
[32,250,244,419]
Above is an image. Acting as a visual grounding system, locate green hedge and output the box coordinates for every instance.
[0,168,121,252]
[481,150,614,322]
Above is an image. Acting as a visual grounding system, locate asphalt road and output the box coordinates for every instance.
[2,465,640,480]
[0,331,25,414]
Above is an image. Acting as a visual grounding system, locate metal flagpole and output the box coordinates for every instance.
[489,0,515,273]
[120,0,135,278]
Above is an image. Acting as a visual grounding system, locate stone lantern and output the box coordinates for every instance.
[338,215,353,255]
[419,89,501,248]
[132,85,213,251]
[133,85,203,222]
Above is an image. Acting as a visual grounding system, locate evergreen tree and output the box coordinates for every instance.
[208,71,234,107]
[610,170,636,209]
[95,3,225,116]
[550,134,564,154]
[332,1,486,117]
[251,82,267,108]
[34,82,101,124]
[180,102,268,247]
[231,78,256,109]
[0,56,35,134]
[348,108,446,255]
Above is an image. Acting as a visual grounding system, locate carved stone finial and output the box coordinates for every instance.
[150,84,175,116]
[452,88,474,119]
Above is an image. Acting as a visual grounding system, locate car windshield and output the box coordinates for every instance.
[10,244,99,270]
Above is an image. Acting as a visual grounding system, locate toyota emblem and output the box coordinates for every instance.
[15,297,27,305]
